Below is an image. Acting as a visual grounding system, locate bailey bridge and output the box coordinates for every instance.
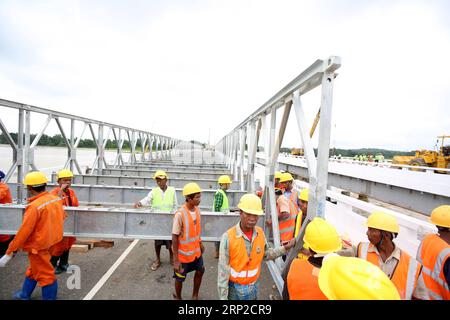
[0,56,448,298]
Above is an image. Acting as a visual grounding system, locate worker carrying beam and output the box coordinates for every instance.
[172,182,204,300]
[217,194,296,300]
[0,170,14,256]
[286,217,342,300]
[213,175,232,259]
[338,211,429,300]
[318,255,400,300]
[49,169,79,274]
[0,171,65,300]
[134,170,178,271]
[416,205,450,300]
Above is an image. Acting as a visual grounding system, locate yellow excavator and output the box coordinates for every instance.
[392,135,450,173]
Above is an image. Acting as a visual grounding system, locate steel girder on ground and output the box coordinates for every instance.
[7,183,247,208]
[51,173,236,190]
[0,204,261,241]
[257,157,450,216]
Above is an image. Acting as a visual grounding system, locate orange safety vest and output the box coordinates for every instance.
[6,192,65,255]
[228,225,265,285]
[287,189,300,212]
[277,196,297,242]
[176,204,202,263]
[357,242,421,300]
[50,187,79,207]
[416,234,450,300]
[0,182,13,242]
[287,258,328,300]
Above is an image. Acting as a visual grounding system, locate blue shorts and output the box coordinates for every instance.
[173,256,205,282]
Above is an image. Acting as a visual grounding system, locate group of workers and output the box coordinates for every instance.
[0,169,78,300]
[0,168,449,301]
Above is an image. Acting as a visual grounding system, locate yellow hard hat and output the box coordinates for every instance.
[430,205,450,228]
[279,172,294,183]
[57,169,74,180]
[182,182,202,196]
[366,211,399,233]
[318,256,400,300]
[299,188,309,202]
[218,175,232,184]
[303,218,342,254]
[275,171,282,180]
[23,171,48,186]
[237,194,264,216]
[153,170,168,180]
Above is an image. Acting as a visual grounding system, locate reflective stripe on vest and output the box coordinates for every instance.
[417,235,450,299]
[152,187,175,211]
[230,267,259,279]
[179,206,200,245]
[213,189,229,212]
[358,242,420,300]
[228,225,265,285]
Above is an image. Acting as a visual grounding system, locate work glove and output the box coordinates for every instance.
[0,254,12,267]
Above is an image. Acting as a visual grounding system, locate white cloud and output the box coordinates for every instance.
[0,0,448,150]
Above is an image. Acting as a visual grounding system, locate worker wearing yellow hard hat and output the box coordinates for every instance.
[416,205,450,300]
[318,255,400,300]
[0,169,13,256]
[294,188,309,239]
[134,169,177,271]
[279,172,301,213]
[338,211,428,300]
[172,182,204,300]
[0,171,64,300]
[218,194,296,300]
[274,171,282,189]
[286,217,342,300]
[213,175,232,258]
[49,169,79,275]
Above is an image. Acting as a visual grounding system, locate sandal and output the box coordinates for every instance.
[150,260,161,271]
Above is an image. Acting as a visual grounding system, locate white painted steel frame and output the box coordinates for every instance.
[214,56,341,294]
[0,98,181,202]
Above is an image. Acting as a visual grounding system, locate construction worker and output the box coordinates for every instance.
[294,188,309,238]
[172,182,204,300]
[134,170,177,270]
[286,217,342,300]
[213,175,232,259]
[339,211,428,300]
[217,194,296,300]
[318,255,400,300]
[279,172,301,212]
[416,205,450,300]
[0,171,64,300]
[265,187,295,257]
[274,171,282,189]
[49,169,79,274]
[255,171,282,198]
[0,170,14,256]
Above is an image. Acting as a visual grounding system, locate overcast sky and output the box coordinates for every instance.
[0,0,449,151]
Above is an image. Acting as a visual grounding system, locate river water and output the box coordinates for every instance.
[0,144,130,178]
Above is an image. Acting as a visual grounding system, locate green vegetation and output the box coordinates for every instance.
[0,133,415,158]
[0,132,157,151]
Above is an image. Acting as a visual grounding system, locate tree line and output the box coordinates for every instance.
[0,133,157,150]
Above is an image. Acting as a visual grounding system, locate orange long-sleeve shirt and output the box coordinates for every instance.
[0,182,12,204]
[6,191,64,255]
[50,187,79,207]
